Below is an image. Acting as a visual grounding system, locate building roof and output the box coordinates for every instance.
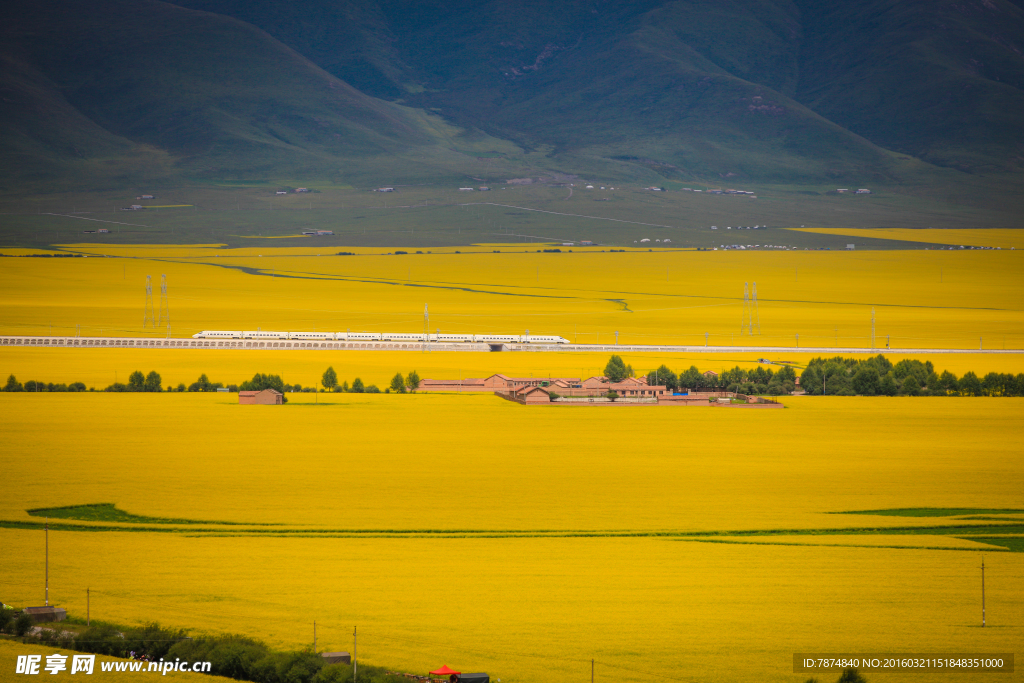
[239,388,281,397]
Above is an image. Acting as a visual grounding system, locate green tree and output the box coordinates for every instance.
[128,370,145,391]
[851,366,880,395]
[879,372,898,396]
[801,366,822,395]
[365,384,381,393]
[604,354,628,382]
[188,373,222,392]
[322,366,337,391]
[959,371,982,396]
[351,377,365,393]
[176,382,186,392]
[406,370,421,391]
[939,370,959,394]
[646,364,678,390]
[604,390,618,401]
[390,372,407,393]
[4,374,23,392]
[776,365,797,383]
[902,375,921,396]
[144,371,162,392]
[679,365,703,390]
[239,373,284,394]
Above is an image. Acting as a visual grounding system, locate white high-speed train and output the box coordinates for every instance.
[192,330,571,344]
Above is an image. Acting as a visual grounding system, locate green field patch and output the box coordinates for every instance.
[26,503,268,526]
[960,537,1024,553]
[833,508,1024,517]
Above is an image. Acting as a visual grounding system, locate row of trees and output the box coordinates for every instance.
[603,355,798,395]
[105,370,163,392]
[645,363,797,395]
[800,355,1024,396]
[321,367,421,393]
[4,375,87,392]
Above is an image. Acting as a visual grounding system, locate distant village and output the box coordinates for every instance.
[418,373,781,407]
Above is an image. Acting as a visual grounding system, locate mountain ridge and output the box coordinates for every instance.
[1,0,1022,192]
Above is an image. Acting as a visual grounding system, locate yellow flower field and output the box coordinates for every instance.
[791,228,1024,250]
[1,246,1022,350]
[1,394,1022,683]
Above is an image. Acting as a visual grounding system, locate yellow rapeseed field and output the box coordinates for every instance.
[1,394,1022,683]
[2,246,1022,683]
[791,227,1024,249]
[1,245,1022,349]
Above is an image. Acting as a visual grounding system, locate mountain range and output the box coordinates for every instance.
[2,0,1023,191]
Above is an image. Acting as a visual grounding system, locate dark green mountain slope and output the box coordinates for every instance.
[0,0,513,188]
[795,0,1024,173]
[2,0,1022,189]
[173,0,1024,181]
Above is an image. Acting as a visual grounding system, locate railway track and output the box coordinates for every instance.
[2,335,1021,354]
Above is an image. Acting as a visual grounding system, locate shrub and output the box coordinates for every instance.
[0,606,13,632]
[14,612,33,637]
[351,378,364,393]
[69,382,86,392]
[365,384,381,393]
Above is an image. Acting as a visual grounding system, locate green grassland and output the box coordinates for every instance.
[1,182,1017,250]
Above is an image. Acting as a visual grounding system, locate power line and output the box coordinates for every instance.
[143,276,155,328]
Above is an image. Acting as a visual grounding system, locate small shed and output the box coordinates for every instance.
[23,606,67,623]
[320,653,351,665]
[239,389,283,405]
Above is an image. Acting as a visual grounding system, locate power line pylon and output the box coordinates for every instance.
[143,275,156,328]
[157,274,170,328]
[423,304,430,353]
[741,282,751,335]
[751,281,760,335]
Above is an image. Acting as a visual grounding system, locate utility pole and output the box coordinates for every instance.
[871,308,875,350]
[353,626,357,683]
[981,557,986,627]
[87,588,90,626]
[592,659,594,683]
[45,520,49,606]
[313,621,316,653]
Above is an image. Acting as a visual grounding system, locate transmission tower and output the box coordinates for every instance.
[751,282,761,335]
[741,282,762,335]
[157,274,170,327]
[741,283,752,335]
[143,275,156,328]
[423,304,430,353]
